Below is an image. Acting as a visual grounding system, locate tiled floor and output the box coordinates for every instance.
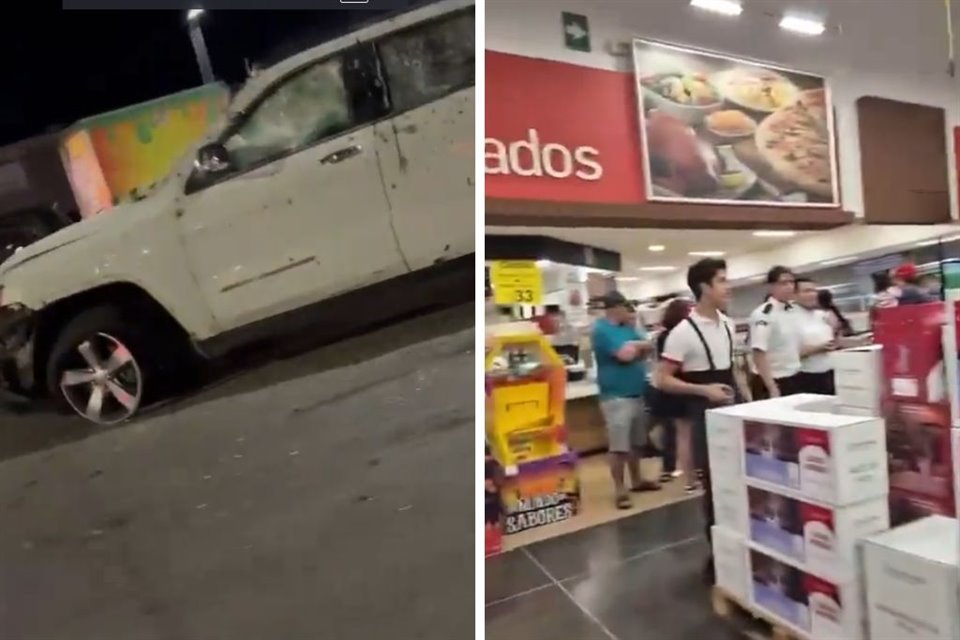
[486,499,746,640]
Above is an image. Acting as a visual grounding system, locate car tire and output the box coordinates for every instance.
[45,306,158,425]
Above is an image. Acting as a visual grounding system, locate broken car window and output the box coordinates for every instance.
[225,57,353,170]
[379,9,475,113]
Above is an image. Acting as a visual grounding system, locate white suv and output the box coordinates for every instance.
[0,0,474,424]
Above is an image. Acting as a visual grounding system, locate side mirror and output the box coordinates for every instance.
[195,143,232,175]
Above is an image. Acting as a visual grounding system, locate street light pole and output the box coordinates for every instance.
[187,9,215,84]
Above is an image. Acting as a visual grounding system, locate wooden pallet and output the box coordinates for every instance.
[711,586,801,640]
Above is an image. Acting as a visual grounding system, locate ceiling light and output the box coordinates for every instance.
[617,276,641,282]
[638,266,677,272]
[779,15,826,36]
[648,245,665,252]
[688,251,725,257]
[689,0,743,17]
[752,230,796,238]
[535,259,551,268]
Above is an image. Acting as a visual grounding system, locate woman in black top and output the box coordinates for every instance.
[650,299,694,488]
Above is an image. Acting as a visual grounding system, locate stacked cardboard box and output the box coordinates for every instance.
[833,346,884,416]
[708,398,889,640]
[863,515,959,639]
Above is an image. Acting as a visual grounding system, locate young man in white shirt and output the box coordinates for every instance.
[749,266,802,400]
[657,258,751,584]
[794,277,838,395]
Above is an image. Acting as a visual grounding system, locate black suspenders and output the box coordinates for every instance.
[685,317,733,372]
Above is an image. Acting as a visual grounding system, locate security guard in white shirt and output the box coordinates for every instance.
[794,277,838,395]
[749,266,802,399]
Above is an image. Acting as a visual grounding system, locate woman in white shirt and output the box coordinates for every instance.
[794,278,837,395]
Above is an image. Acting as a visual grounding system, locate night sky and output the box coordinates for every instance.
[0,9,406,146]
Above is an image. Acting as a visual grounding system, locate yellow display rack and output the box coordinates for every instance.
[484,329,568,468]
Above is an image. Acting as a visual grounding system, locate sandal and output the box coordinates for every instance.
[631,480,662,493]
[615,494,632,510]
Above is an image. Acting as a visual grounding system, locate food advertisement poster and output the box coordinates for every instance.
[632,40,839,207]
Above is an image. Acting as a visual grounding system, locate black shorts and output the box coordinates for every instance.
[796,370,835,396]
[749,373,803,400]
[648,387,687,419]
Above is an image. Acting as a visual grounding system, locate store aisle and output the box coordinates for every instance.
[486,500,745,640]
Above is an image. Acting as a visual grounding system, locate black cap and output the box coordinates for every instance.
[600,290,629,309]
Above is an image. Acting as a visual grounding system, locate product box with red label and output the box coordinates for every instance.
[833,345,883,414]
[704,408,747,483]
[709,401,888,505]
[749,548,864,640]
[943,297,960,426]
[873,302,947,407]
[712,525,749,603]
[712,481,749,534]
[863,515,960,640]
[742,415,886,505]
[886,402,955,524]
[889,488,956,526]
[954,428,960,520]
[747,484,889,579]
[707,395,836,482]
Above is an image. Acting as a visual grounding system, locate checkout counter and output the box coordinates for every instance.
[565,377,607,454]
[549,333,609,455]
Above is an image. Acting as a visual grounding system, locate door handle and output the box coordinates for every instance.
[320,145,362,165]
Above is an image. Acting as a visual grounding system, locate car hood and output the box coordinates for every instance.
[0,199,155,277]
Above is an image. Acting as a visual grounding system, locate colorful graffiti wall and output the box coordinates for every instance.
[60,130,113,218]
[68,83,229,210]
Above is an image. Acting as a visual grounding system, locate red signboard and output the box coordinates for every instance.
[874,303,956,524]
[485,50,647,204]
[954,127,959,205]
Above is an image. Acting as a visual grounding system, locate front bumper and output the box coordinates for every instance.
[0,305,36,393]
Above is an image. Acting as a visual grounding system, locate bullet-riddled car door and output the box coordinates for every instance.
[179,45,407,331]
[373,6,475,272]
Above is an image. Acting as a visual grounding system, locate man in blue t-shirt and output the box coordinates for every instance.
[592,291,660,509]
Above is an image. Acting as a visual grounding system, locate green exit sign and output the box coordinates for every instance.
[562,12,590,52]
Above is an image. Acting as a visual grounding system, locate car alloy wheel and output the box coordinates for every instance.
[59,332,143,425]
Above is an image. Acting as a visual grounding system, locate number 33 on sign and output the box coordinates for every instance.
[490,261,545,306]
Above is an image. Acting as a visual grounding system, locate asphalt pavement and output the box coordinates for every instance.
[0,303,475,640]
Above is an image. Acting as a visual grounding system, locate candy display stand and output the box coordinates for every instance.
[485,326,579,536]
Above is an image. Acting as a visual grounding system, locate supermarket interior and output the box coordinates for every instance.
[483,0,960,638]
